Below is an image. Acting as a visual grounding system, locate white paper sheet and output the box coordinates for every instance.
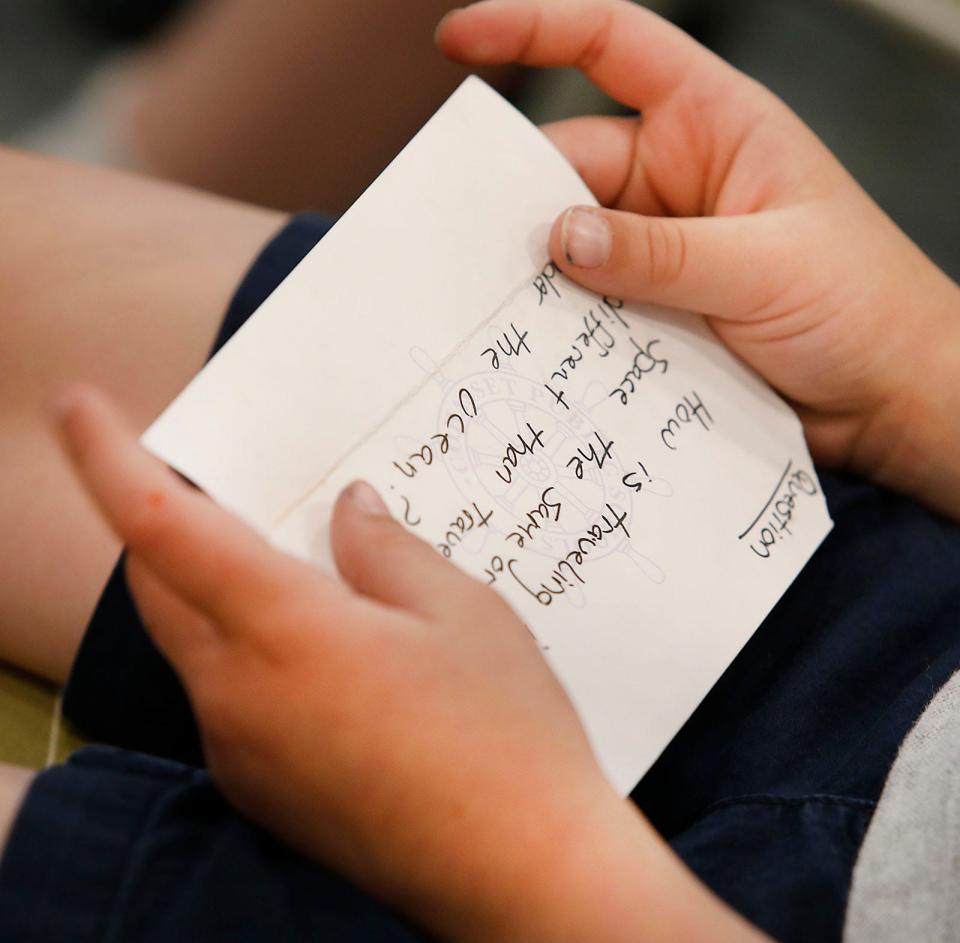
[144,77,832,794]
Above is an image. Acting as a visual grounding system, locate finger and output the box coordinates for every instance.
[331,481,483,621]
[550,205,801,320]
[125,554,217,675]
[541,116,665,214]
[437,0,727,108]
[56,384,345,629]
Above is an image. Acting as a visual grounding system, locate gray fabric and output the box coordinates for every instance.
[844,669,960,942]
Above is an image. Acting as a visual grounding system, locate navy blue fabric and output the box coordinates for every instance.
[0,747,423,942]
[6,211,959,941]
[62,213,334,769]
[632,469,960,941]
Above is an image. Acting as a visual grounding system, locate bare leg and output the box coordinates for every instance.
[128,0,514,213]
[0,147,284,683]
[0,764,34,858]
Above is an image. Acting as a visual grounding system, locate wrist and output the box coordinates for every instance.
[416,777,767,943]
[852,271,960,521]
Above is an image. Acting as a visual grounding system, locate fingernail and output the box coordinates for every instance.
[561,208,612,269]
[345,480,389,516]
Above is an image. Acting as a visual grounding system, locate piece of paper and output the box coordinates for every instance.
[144,77,832,794]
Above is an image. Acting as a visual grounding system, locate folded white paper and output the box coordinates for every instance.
[144,77,832,794]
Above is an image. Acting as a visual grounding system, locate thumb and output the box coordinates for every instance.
[550,205,798,320]
[330,481,485,621]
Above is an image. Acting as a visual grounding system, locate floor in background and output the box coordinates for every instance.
[0,666,85,769]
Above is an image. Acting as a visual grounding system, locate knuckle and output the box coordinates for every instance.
[378,516,416,549]
[337,541,374,590]
[641,218,688,287]
[347,522,415,585]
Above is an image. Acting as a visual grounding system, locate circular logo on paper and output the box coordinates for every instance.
[394,342,668,587]
[442,367,668,583]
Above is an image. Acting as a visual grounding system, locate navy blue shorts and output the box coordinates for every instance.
[2,213,959,942]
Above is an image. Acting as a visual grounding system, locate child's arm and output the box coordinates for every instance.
[438,0,960,523]
[57,385,768,943]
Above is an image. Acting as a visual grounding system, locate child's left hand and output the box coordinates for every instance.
[57,384,765,943]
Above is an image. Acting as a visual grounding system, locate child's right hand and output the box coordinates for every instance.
[438,0,960,519]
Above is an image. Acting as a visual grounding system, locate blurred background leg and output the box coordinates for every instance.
[0,763,34,856]
[2,0,956,271]
[9,0,517,214]
[124,0,517,213]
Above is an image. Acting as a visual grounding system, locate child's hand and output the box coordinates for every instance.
[57,385,766,943]
[438,0,960,518]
